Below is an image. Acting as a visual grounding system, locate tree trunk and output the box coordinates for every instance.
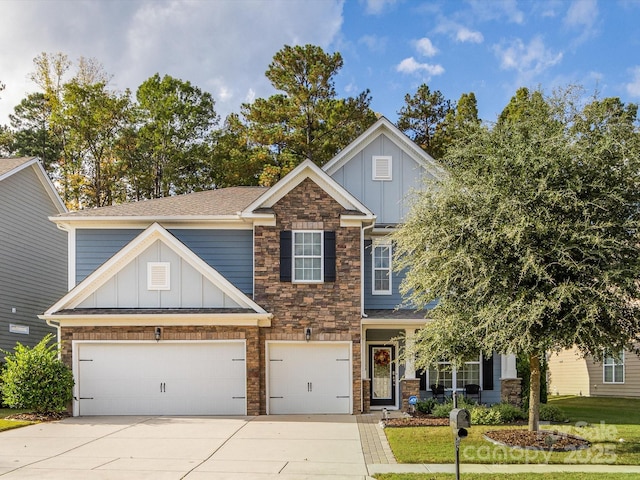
[528,353,541,431]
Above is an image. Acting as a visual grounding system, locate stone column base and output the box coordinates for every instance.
[362,379,371,413]
[400,379,421,412]
[501,378,522,406]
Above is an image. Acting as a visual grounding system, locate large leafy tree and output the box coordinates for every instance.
[8,93,62,171]
[242,44,376,184]
[133,73,218,198]
[55,80,132,207]
[397,83,453,158]
[394,87,640,431]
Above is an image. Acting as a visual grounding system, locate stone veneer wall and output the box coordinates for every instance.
[59,325,261,415]
[400,379,421,412]
[254,178,363,414]
[501,378,523,407]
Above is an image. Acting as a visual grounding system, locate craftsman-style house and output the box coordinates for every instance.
[41,117,519,416]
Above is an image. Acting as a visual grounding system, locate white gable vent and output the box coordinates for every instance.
[147,262,170,290]
[373,156,392,180]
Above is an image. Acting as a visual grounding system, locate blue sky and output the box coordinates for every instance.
[1,0,639,126]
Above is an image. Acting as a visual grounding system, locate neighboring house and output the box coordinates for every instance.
[548,346,640,398]
[41,117,520,416]
[0,157,67,354]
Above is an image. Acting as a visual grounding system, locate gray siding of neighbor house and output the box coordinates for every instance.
[76,228,254,294]
[0,166,66,353]
[329,134,434,225]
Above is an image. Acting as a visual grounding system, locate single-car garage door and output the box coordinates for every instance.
[76,341,246,416]
[268,342,351,414]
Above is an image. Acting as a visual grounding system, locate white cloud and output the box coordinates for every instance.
[493,36,563,77]
[564,0,599,45]
[0,0,344,123]
[467,0,524,24]
[365,0,398,15]
[414,37,438,57]
[396,57,444,77]
[434,21,483,44]
[626,67,640,98]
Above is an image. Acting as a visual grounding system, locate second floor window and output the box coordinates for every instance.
[293,231,323,282]
[373,242,392,294]
[603,350,624,383]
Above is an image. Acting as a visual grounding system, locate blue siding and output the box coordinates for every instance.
[363,239,406,309]
[170,229,253,295]
[76,229,142,284]
[75,228,253,294]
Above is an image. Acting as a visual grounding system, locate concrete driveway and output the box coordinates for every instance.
[0,415,369,479]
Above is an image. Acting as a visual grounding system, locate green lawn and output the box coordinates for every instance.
[375,474,640,480]
[0,408,33,431]
[384,396,640,465]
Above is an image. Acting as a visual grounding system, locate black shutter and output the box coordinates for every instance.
[324,231,336,282]
[482,353,494,391]
[280,230,292,282]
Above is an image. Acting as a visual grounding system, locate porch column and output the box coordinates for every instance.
[404,328,416,379]
[501,353,518,378]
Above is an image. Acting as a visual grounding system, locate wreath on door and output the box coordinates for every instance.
[374,349,391,367]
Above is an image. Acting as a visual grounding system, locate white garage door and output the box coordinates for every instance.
[76,341,246,416]
[268,342,351,414]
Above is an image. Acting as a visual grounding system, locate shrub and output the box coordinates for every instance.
[431,396,475,418]
[540,403,568,422]
[0,334,74,413]
[416,398,438,414]
[470,405,504,425]
[493,402,527,423]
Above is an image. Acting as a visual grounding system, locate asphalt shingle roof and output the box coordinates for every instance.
[0,157,34,177]
[63,186,268,217]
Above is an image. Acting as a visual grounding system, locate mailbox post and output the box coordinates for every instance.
[450,392,471,480]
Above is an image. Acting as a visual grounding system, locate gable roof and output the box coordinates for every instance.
[0,157,66,213]
[42,223,271,325]
[322,116,447,180]
[242,159,375,222]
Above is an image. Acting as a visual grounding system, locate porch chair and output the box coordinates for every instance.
[463,383,481,403]
[430,384,445,402]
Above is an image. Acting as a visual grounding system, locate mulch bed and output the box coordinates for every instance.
[484,429,591,451]
[5,412,70,422]
[382,413,590,451]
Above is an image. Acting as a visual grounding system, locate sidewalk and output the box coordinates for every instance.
[357,411,640,477]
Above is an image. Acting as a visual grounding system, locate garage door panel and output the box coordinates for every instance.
[268,343,351,414]
[76,342,246,416]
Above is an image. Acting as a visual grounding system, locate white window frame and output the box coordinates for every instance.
[372,240,392,295]
[147,262,170,290]
[292,230,324,283]
[603,350,625,384]
[372,156,392,181]
[428,355,482,390]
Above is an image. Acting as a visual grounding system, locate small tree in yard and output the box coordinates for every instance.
[394,87,640,431]
[1,334,73,413]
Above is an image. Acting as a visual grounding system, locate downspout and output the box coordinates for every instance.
[360,222,375,413]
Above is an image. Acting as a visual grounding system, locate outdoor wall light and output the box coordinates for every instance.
[154,327,162,342]
[305,327,312,342]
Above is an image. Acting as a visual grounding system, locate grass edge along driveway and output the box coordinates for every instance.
[384,396,640,465]
[374,474,640,480]
[0,408,33,432]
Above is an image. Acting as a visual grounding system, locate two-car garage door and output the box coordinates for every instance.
[76,342,246,416]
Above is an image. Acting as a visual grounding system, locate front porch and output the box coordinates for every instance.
[361,315,520,412]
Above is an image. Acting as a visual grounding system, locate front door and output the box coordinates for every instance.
[370,345,396,407]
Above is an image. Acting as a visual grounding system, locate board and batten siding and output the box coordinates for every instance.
[76,228,253,294]
[0,166,66,352]
[328,133,433,225]
[77,239,243,309]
